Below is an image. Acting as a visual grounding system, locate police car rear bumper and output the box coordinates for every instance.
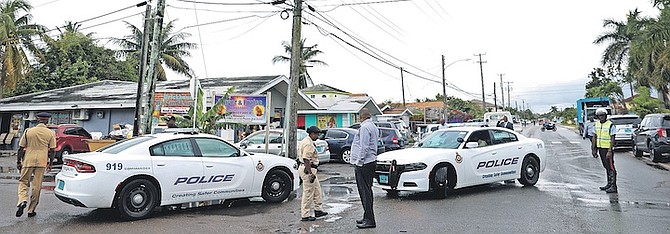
[54,173,115,208]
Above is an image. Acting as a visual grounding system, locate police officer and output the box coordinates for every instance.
[16,112,56,217]
[298,126,328,221]
[591,108,617,193]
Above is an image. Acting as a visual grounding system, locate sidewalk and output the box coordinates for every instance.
[558,124,670,171]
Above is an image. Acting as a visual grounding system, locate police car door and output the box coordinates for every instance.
[489,129,522,181]
[195,138,255,199]
[461,130,498,186]
[149,138,204,205]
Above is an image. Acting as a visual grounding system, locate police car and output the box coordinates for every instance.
[54,132,299,220]
[374,127,546,198]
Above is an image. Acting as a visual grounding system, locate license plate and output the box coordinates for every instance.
[57,180,65,190]
[625,129,632,133]
[379,175,388,184]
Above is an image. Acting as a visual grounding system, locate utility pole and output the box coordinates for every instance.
[400,67,406,106]
[133,2,153,136]
[474,53,487,111]
[515,100,518,111]
[284,0,303,160]
[441,55,447,119]
[493,83,498,112]
[499,74,505,109]
[504,81,513,108]
[138,0,166,135]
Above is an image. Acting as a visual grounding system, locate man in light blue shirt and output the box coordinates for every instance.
[350,108,379,229]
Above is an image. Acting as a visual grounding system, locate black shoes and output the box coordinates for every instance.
[599,184,611,190]
[301,216,316,221]
[27,212,36,217]
[356,219,364,224]
[314,210,328,218]
[356,220,376,229]
[15,201,26,217]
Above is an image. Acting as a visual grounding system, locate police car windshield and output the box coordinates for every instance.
[419,130,468,149]
[98,136,155,154]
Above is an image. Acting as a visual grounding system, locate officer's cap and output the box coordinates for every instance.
[36,112,51,118]
[165,115,176,121]
[306,126,321,134]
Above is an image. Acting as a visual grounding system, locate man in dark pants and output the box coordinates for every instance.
[591,108,617,193]
[350,108,379,229]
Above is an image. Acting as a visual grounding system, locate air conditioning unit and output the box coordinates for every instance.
[23,111,36,121]
[72,109,90,120]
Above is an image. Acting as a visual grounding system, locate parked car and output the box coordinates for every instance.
[379,127,406,151]
[238,129,331,163]
[47,124,91,163]
[608,114,642,148]
[55,132,299,220]
[633,113,670,162]
[320,128,356,163]
[374,127,546,198]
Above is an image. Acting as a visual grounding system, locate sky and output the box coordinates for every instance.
[29,0,659,114]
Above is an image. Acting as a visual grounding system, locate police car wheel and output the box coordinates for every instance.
[262,170,291,203]
[431,166,449,199]
[117,179,158,220]
[518,156,539,186]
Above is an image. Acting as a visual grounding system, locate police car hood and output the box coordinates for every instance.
[377,148,455,165]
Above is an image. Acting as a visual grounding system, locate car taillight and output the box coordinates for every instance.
[64,159,96,173]
[658,129,667,138]
[392,136,399,144]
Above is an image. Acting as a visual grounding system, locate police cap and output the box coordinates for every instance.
[306,126,320,134]
[36,112,51,118]
[166,115,176,121]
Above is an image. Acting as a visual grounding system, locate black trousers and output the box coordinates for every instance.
[355,161,376,224]
[597,148,617,184]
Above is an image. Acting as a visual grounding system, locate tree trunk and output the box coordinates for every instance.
[658,86,670,109]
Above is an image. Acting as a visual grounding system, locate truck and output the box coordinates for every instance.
[576,97,612,136]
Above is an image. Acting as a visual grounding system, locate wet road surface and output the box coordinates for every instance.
[0,125,668,233]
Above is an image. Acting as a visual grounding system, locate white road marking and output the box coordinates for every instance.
[569,141,581,144]
[551,141,562,144]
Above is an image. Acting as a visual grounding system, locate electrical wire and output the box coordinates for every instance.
[175,0,275,5]
[319,0,410,12]
[167,4,288,13]
[228,11,278,40]
[421,0,446,21]
[79,11,144,31]
[44,1,148,34]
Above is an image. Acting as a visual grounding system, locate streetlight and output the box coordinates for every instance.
[442,56,472,120]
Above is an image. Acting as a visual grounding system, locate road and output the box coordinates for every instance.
[0,125,668,233]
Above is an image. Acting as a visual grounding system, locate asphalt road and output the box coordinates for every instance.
[0,125,668,233]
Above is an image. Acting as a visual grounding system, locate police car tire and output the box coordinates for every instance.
[116,179,158,220]
[633,145,643,157]
[518,156,539,186]
[261,170,291,203]
[431,166,449,199]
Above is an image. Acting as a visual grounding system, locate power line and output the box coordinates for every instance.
[175,0,281,5]
[167,4,288,13]
[79,11,144,31]
[319,0,411,12]
[44,1,148,34]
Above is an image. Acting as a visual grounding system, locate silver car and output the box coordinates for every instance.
[238,129,331,163]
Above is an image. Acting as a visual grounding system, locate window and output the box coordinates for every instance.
[245,133,266,144]
[326,130,348,139]
[64,128,77,135]
[150,139,195,157]
[380,129,390,138]
[195,138,239,157]
[268,132,282,143]
[297,130,308,140]
[662,115,670,127]
[100,136,155,154]
[419,131,468,149]
[310,95,315,98]
[322,95,327,98]
[491,130,518,144]
[466,130,492,147]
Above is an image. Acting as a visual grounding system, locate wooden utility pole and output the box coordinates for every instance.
[504,81,513,108]
[284,0,303,160]
[499,74,505,109]
[441,55,447,119]
[400,67,406,106]
[474,53,487,111]
[493,82,498,112]
[133,2,153,136]
[136,0,166,135]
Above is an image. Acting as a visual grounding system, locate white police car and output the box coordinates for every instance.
[375,127,545,198]
[54,132,299,220]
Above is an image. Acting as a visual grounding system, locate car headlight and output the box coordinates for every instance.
[402,162,427,172]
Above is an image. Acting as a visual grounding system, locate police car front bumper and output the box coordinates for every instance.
[373,170,430,192]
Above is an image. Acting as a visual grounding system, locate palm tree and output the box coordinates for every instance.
[629,7,670,107]
[272,38,327,89]
[113,19,196,81]
[0,0,45,98]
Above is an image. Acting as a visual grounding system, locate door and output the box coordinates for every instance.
[71,127,91,152]
[241,132,266,153]
[325,129,348,156]
[150,138,204,204]
[266,132,283,155]
[635,117,652,151]
[195,138,255,199]
[489,130,523,181]
[463,130,516,185]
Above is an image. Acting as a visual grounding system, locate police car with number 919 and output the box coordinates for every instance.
[54,131,300,220]
[374,127,545,198]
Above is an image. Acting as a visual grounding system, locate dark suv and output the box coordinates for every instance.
[47,124,91,163]
[633,114,670,162]
[379,127,405,151]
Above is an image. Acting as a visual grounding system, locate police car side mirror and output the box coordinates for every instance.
[457,137,464,143]
[240,140,249,148]
[465,142,479,149]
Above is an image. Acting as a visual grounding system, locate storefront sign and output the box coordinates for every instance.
[317,115,337,129]
[214,95,267,124]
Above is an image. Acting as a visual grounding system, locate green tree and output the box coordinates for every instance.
[11,24,137,96]
[272,38,327,89]
[0,0,45,97]
[113,20,197,81]
[630,86,669,118]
